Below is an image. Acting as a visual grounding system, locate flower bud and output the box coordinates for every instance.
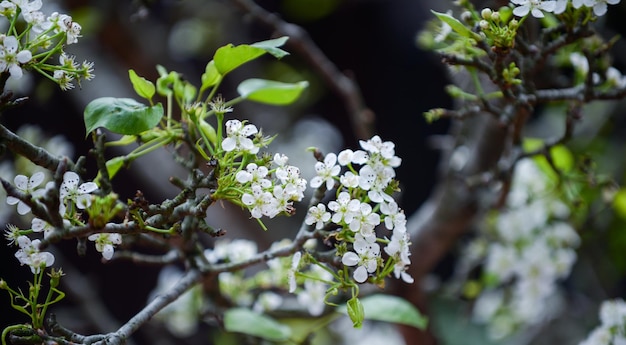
[481,8,493,20]
[479,20,489,30]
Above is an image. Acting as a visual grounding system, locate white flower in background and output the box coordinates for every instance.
[305,203,331,229]
[60,171,98,209]
[6,171,45,215]
[296,264,333,316]
[14,235,54,274]
[288,251,302,293]
[149,266,203,338]
[310,152,341,190]
[599,299,626,328]
[462,158,579,339]
[203,239,257,264]
[342,233,380,283]
[253,291,283,313]
[297,279,328,316]
[511,0,557,17]
[606,67,626,88]
[221,119,259,154]
[0,35,32,79]
[87,233,122,260]
[579,299,626,345]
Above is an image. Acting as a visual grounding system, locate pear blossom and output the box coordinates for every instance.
[241,184,273,218]
[6,171,45,215]
[0,35,32,79]
[310,152,341,190]
[60,171,98,209]
[327,192,360,224]
[305,203,331,229]
[348,202,380,239]
[221,119,259,154]
[511,0,557,18]
[235,163,271,188]
[384,231,413,283]
[583,0,621,16]
[297,280,328,316]
[380,200,407,232]
[14,235,55,274]
[12,0,42,23]
[342,234,380,283]
[88,232,122,260]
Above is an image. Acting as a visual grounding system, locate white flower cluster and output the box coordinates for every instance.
[304,135,412,284]
[222,120,307,219]
[510,0,621,18]
[467,159,580,339]
[579,299,626,345]
[0,0,94,88]
[4,170,121,266]
[202,239,330,317]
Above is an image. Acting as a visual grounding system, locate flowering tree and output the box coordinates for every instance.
[2,0,626,344]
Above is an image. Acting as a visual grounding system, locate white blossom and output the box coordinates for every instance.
[87,232,122,260]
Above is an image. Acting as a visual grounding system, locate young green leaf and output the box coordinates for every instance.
[214,37,289,76]
[128,69,156,101]
[338,294,428,330]
[200,60,221,91]
[223,308,291,341]
[84,97,164,136]
[250,36,290,58]
[237,79,308,105]
[431,10,481,41]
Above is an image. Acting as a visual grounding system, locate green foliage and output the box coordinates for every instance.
[431,10,481,40]
[237,79,309,105]
[223,308,292,342]
[128,69,156,103]
[84,97,164,136]
[338,294,428,330]
[214,36,289,76]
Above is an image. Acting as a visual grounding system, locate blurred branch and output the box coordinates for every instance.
[229,0,375,139]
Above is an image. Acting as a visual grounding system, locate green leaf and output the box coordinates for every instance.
[105,156,127,179]
[84,97,164,136]
[522,138,574,180]
[431,10,480,40]
[156,71,179,96]
[128,69,155,101]
[201,60,221,91]
[214,37,289,76]
[339,294,428,330]
[613,188,626,219]
[237,79,308,105]
[250,36,290,59]
[223,308,291,342]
